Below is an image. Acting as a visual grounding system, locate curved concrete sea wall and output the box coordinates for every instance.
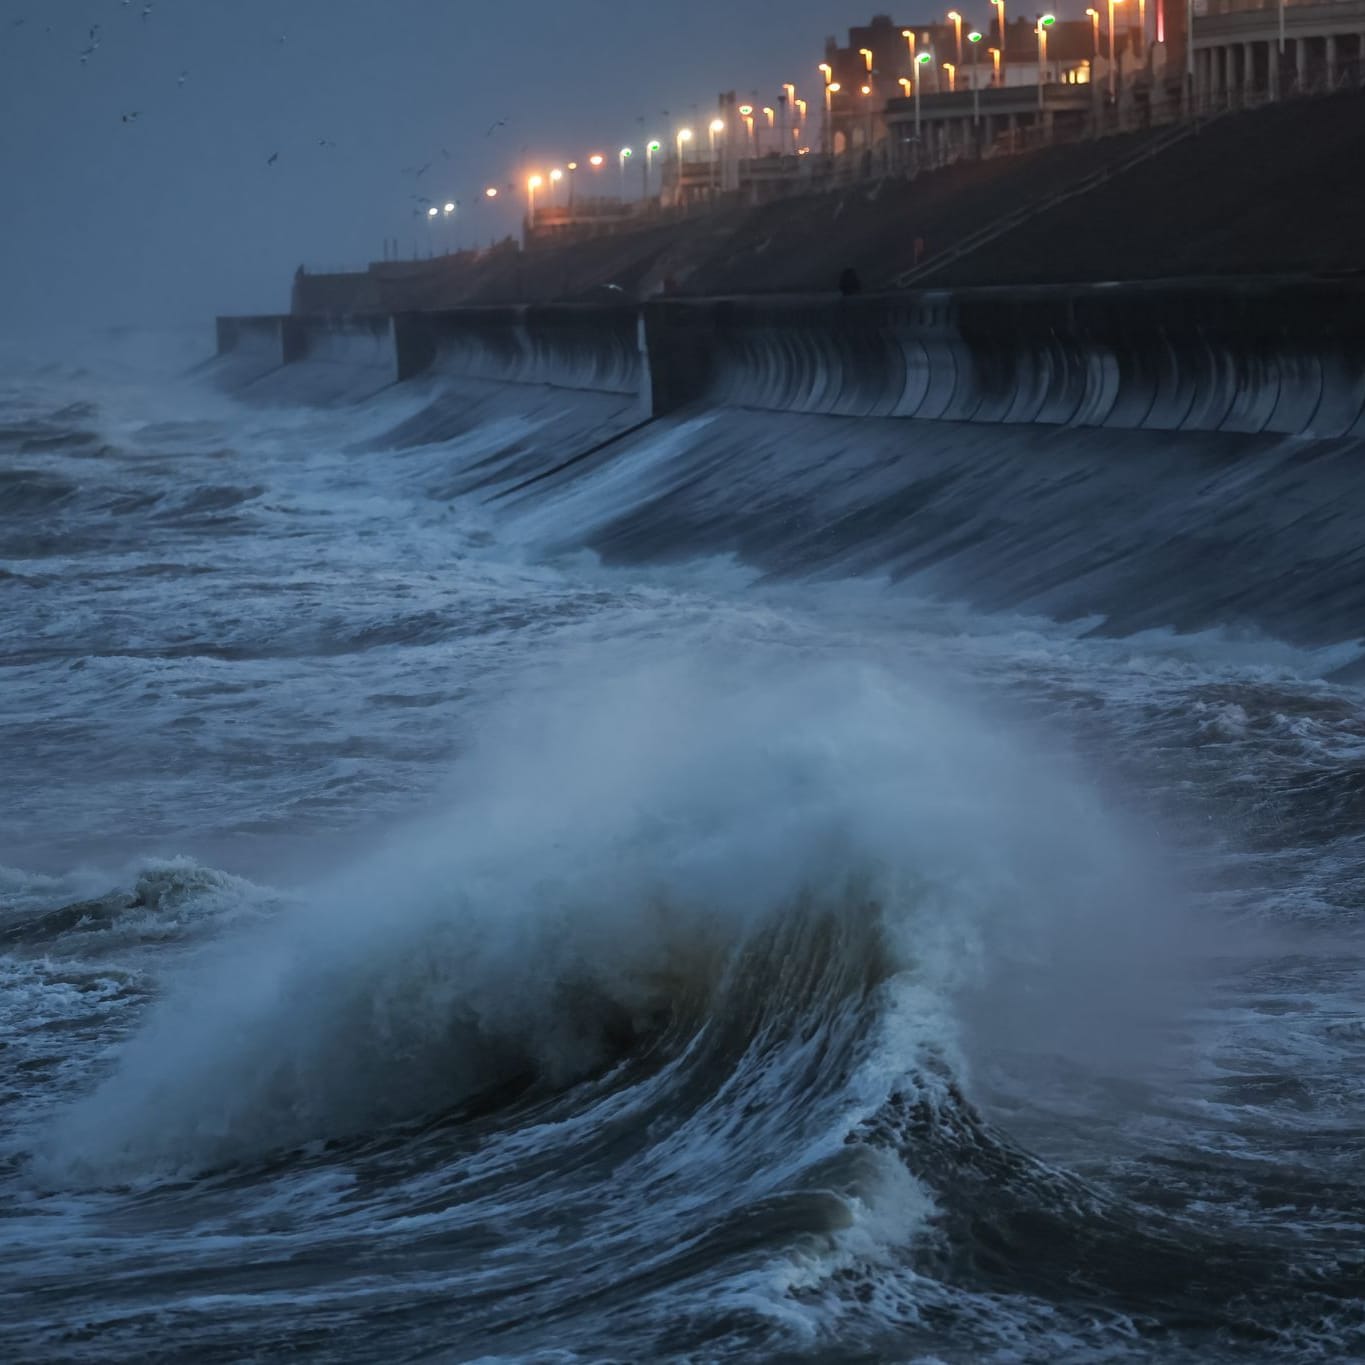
[394,305,644,397]
[214,281,1365,438]
[642,284,1365,437]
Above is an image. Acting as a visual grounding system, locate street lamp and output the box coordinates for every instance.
[1037,13,1055,109]
[914,49,932,137]
[567,161,578,210]
[549,167,563,204]
[1086,6,1100,60]
[819,62,834,155]
[1137,0,1146,61]
[968,31,983,124]
[618,146,632,197]
[1107,0,1125,100]
[947,10,963,69]
[526,173,542,219]
[989,46,1002,84]
[859,46,874,72]
[990,0,1006,53]
[739,103,755,154]
[708,117,724,192]
[676,126,692,164]
[483,186,498,199]
[899,77,912,95]
[646,138,661,191]
[588,153,605,168]
[943,62,956,93]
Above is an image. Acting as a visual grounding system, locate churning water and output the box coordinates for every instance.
[1,335,1363,1363]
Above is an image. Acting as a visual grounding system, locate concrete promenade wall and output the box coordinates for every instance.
[215,280,1365,437]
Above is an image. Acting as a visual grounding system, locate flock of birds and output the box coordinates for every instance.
[8,2,510,196]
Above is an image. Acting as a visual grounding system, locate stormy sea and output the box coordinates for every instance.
[1,332,1363,1364]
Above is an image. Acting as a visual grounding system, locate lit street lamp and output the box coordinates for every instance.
[943,61,956,93]
[549,167,563,204]
[588,153,605,169]
[1107,0,1125,99]
[1137,0,1147,61]
[708,118,724,191]
[819,62,834,154]
[1086,6,1100,60]
[1037,13,1055,110]
[618,145,633,197]
[967,30,983,124]
[899,77,912,96]
[914,49,932,137]
[645,139,661,192]
[947,10,963,69]
[859,46,874,72]
[483,186,498,199]
[526,173,542,219]
[676,126,692,165]
[739,103,755,154]
[989,46,1002,84]
[990,0,1006,52]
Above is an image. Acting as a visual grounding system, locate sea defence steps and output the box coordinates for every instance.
[213,280,1365,439]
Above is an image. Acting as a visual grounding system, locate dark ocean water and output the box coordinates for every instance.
[1,339,1363,1363]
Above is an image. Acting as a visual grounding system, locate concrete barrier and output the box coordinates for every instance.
[640,283,1365,436]
[216,280,1365,437]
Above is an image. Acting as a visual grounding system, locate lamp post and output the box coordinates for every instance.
[914,49,932,137]
[947,10,963,68]
[618,146,632,198]
[709,117,724,193]
[899,77,913,96]
[1086,6,1100,61]
[1036,13,1055,110]
[860,46,874,73]
[943,61,957,93]
[645,140,661,196]
[676,126,692,164]
[526,174,541,224]
[1137,0,1146,61]
[549,168,563,204]
[739,103,755,154]
[990,0,1006,52]
[968,31,983,125]
[819,62,834,155]
[1107,0,1125,100]
[989,47,1002,84]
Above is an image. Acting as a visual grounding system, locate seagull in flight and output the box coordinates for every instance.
[177,71,188,86]
[121,111,140,124]
[267,152,279,166]
[318,138,336,149]
[485,118,509,137]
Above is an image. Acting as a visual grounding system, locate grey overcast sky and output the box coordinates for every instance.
[0,0,1086,332]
